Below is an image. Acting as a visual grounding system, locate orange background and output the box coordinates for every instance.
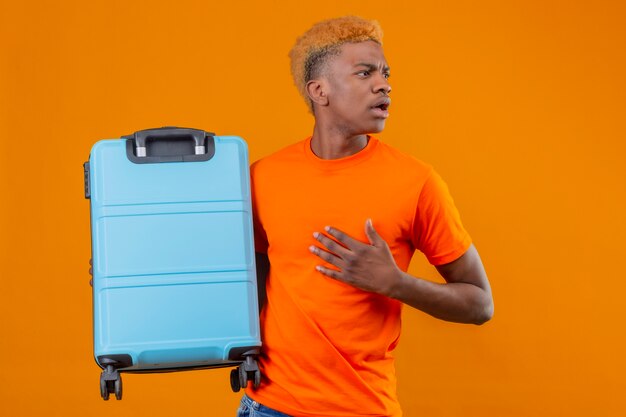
[1,0,624,416]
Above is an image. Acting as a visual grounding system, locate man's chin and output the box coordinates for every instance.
[349,120,387,136]
[368,120,387,134]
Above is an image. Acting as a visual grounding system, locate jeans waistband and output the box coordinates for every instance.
[241,393,260,410]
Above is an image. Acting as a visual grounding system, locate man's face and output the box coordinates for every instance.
[320,40,391,135]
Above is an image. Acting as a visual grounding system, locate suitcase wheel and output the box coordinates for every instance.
[239,364,248,388]
[254,369,261,389]
[100,364,123,401]
[230,355,262,392]
[230,368,241,392]
[100,376,109,401]
[114,377,123,400]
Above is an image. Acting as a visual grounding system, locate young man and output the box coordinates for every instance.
[238,16,493,417]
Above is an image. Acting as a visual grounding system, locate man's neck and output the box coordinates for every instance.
[310,123,369,160]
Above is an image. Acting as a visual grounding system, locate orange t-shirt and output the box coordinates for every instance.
[246,136,471,417]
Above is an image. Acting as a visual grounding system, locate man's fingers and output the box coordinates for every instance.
[310,245,345,280]
[313,232,349,257]
[315,265,342,280]
[309,245,343,267]
[324,226,362,250]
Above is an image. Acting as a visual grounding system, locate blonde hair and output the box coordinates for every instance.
[289,16,384,112]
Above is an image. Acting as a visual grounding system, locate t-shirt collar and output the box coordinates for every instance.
[303,135,379,170]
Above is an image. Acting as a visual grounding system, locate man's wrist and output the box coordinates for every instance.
[383,268,406,299]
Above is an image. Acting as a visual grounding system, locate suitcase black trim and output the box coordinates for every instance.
[124,128,216,164]
[83,161,90,199]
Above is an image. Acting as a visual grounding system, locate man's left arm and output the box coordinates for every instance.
[310,219,494,325]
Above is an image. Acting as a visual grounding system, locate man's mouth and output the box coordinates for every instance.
[371,99,391,118]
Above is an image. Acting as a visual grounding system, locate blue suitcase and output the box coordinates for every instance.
[84,127,261,400]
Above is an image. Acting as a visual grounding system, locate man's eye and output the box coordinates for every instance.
[357,71,370,77]
[384,73,391,79]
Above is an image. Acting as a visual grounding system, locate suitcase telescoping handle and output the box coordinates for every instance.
[124,127,212,157]
[122,127,216,164]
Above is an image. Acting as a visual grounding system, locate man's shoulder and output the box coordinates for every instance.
[251,138,307,173]
[375,139,434,176]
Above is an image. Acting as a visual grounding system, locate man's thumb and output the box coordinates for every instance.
[365,218,381,246]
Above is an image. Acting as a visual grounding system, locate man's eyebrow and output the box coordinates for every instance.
[354,62,391,72]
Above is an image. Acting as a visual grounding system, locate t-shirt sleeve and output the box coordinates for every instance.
[251,163,269,254]
[411,169,472,265]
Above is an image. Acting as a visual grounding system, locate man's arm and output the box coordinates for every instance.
[391,244,493,324]
[255,252,270,313]
[310,219,493,325]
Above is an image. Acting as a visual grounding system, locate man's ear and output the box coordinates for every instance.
[306,79,329,107]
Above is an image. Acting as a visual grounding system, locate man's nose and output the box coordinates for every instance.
[373,75,391,95]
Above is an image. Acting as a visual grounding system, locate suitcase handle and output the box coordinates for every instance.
[123,127,214,157]
[122,127,216,164]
